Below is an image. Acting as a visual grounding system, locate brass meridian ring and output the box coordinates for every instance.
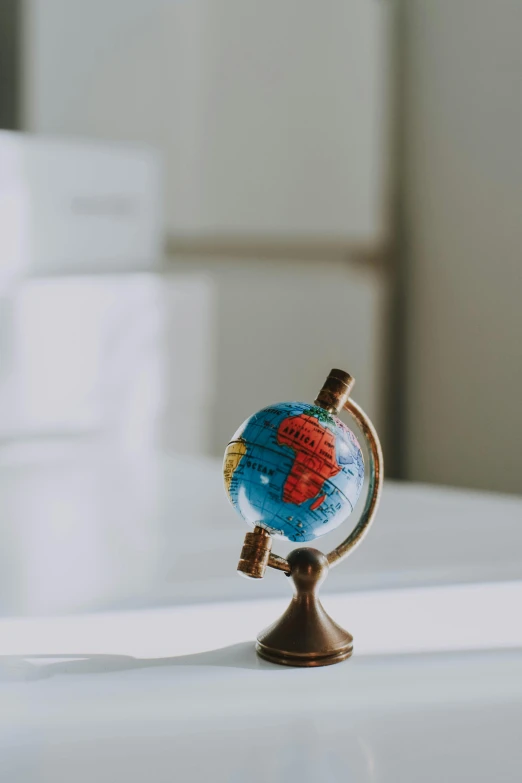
[266,397,383,574]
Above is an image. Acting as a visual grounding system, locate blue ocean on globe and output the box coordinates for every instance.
[223,401,364,542]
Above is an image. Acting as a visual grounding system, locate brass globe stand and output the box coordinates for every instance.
[237,369,384,667]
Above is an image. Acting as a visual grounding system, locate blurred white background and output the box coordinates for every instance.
[1,0,392,463]
[0,0,520,619]
[1,7,522,781]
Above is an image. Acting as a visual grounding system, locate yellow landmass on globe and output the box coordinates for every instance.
[223,438,247,499]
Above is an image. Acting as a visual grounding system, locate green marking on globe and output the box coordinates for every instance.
[302,406,336,430]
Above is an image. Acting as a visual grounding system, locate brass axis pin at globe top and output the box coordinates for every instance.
[224,369,383,667]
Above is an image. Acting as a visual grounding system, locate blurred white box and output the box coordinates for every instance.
[0,273,215,455]
[0,132,215,456]
[0,130,162,282]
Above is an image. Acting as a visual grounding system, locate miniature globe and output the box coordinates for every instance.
[223,401,364,543]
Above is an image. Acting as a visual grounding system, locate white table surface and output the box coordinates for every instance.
[0,446,520,615]
[0,447,521,781]
[2,638,522,782]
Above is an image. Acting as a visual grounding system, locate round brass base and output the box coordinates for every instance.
[256,640,353,668]
[254,548,354,668]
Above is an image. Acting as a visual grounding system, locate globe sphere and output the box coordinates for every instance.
[223,401,364,542]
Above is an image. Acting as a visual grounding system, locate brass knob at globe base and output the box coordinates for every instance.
[225,369,383,667]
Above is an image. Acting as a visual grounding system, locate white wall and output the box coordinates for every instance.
[404,1,522,493]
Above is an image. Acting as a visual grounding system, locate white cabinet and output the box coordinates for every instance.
[168,254,388,453]
[23,0,390,244]
[19,0,392,454]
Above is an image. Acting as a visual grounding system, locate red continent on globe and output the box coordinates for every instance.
[277,413,341,507]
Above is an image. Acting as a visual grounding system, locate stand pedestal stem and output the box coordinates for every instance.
[256,548,353,667]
